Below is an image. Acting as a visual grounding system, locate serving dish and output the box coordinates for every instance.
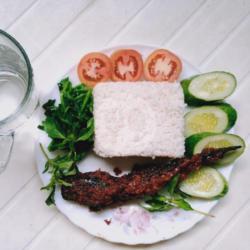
[36,45,235,245]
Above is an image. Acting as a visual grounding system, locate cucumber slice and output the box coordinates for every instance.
[184,103,237,137]
[181,72,236,106]
[179,167,228,199]
[185,133,245,165]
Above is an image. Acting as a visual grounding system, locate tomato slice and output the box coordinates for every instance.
[111,49,143,81]
[77,52,112,87]
[144,49,182,82]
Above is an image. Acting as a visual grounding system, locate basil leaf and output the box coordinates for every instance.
[171,198,193,211]
[45,187,56,206]
[77,119,94,141]
[80,89,92,113]
[159,174,180,196]
[48,139,68,152]
[142,199,173,212]
[42,117,65,139]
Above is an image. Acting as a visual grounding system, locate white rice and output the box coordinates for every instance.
[93,82,185,158]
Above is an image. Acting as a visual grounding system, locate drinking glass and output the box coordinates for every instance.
[0,29,39,173]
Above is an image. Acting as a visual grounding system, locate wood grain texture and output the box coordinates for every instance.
[0,0,37,29]
[1,0,250,249]
[206,199,250,250]
[200,13,250,81]
[109,0,205,46]
[25,213,93,250]
[0,177,57,250]
[32,0,150,95]
[166,0,250,67]
[7,0,93,59]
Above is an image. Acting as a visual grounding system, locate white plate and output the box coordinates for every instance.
[36,45,234,245]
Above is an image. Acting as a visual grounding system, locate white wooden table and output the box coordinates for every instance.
[0,0,250,249]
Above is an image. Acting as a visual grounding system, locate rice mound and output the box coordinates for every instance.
[93,82,185,158]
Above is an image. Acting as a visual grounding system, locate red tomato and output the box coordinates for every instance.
[144,49,182,82]
[77,52,112,87]
[111,49,143,81]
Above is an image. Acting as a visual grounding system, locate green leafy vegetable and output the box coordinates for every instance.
[160,174,179,195]
[38,78,94,205]
[40,117,66,139]
[141,175,214,217]
[142,199,173,212]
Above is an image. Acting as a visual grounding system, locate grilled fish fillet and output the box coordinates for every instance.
[61,147,240,211]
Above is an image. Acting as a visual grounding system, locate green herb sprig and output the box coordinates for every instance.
[141,175,214,217]
[38,78,94,205]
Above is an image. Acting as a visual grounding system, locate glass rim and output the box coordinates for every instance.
[0,29,33,126]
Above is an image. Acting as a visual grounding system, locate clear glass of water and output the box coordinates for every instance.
[0,30,39,173]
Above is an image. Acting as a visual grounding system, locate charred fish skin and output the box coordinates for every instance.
[61,171,123,211]
[200,146,241,165]
[61,147,240,211]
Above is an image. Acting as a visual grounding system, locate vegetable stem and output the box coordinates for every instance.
[39,143,50,161]
[165,200,214,218]
[193,209,215,218]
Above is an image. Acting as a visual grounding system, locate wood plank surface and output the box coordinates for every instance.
[0,0,250,249]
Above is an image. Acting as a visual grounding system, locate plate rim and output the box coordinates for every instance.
[36,44,234,245]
